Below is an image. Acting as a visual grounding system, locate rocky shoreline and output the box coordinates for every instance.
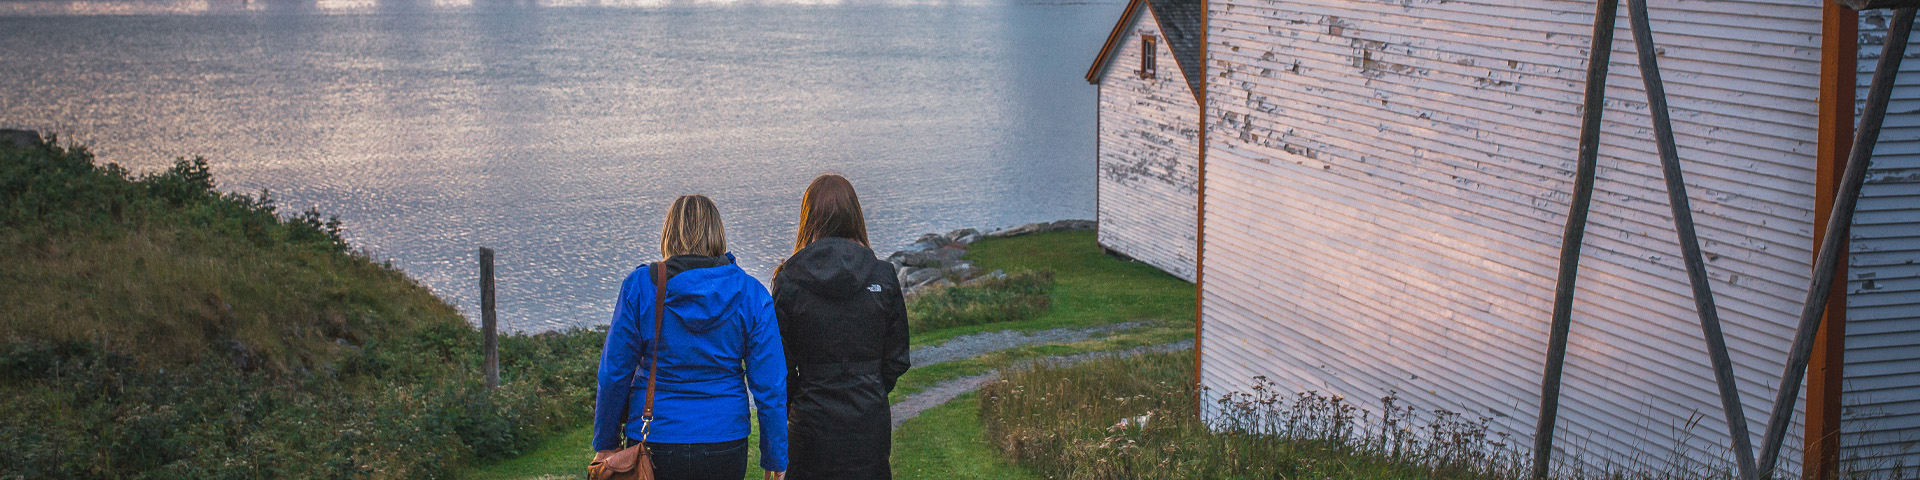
[884,219,1094,294]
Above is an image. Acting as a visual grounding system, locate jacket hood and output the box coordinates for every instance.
[781,237,880,300]
[654,253,750,333]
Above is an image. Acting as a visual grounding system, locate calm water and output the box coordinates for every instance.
[0,0,1114,331]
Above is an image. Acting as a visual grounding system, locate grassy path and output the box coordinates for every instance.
[891,394,1040,480]
[911,230,1193,346]
[889,338,1193,429]
[461,424,590,480]
[465,422,769,480]
[460,230,1195,479]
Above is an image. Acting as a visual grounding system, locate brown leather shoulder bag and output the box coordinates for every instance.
[589,262,668,480]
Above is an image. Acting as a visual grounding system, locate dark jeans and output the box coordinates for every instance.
[640,438,749,480]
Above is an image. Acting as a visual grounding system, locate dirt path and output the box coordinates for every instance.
[910,321,1147,367]
[890,339,1193,429]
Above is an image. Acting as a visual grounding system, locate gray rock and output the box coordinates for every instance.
[226,340,261,371]
[914,233,952,249]
[902,267,944,287]
[945,260,980,281]
[986,219,1097,238]
[963,269,1008,285]
[896,266,922,285]
[953,233,983,245]
[945,228,980,243]
[0,129,41,148]
[892,246,966,268]
[1049,219,1097,231]
[985,222,1050,238]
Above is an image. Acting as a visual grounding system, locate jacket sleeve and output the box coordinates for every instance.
[881,268,912,393]
[744,288,790,472]
[591,269,646,452]
[770,273,798,368]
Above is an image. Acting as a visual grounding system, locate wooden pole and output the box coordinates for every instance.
[1625,0,1758,477]
[1806,5,1856,478]
[480,247,499,390]
[1530,1,1619,477]
[1192,0,1209,419]
[1759,6,1915,477]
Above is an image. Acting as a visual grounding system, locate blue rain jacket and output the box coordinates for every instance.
[592,253,789,472]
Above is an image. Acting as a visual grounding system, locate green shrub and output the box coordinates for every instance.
[2,141,373,366]
[0,326,604,479]
[907,270,1053,333]
[0,140,605,478]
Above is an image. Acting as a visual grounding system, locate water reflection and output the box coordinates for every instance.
[0,0,1116,331]
[0,0,1011,15]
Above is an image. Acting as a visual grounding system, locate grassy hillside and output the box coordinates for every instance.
[0,139,601,478]
[1,140,451,368]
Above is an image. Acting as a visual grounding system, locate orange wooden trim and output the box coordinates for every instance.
[1191,0,1208,418]
[1086,0,1149,84]
[1807,4,1855,480]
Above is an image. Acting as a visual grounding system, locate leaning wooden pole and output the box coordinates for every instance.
[1528,0,1620,477]
[1756,6,1916,477]
[1625,0,1758,477]
[480,247,500,390]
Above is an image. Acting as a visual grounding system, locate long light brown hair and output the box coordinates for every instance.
[792,174,869,253]
[661,194,727,258]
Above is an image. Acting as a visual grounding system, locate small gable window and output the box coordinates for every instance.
[1139,35,1157,79]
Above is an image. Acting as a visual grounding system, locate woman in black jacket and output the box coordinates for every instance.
[771,174,910,480]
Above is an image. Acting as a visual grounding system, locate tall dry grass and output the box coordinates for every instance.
[980,350,1521,479]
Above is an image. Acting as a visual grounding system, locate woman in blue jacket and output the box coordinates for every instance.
[592,194,788,480]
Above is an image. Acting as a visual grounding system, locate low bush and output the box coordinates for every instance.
[0,327,602,478]
[979,350,1520,479]
[0,139,605,478]
[906,270,1053,333]
[1,140,387,367]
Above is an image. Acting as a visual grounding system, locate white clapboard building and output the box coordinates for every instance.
[1847,9,1920,477]
[1086,0,1205,282]
[1192,0,1919,477]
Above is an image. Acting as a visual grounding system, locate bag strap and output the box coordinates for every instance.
[640,261,666,443]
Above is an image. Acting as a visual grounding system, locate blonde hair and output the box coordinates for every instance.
[660,195,727,258]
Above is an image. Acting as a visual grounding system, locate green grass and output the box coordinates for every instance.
[0,141,602,478]
[911,230,1194,347]
[979,350,1518,480]
[889,229,1196,403]
[907,270,1052,332]
[468,395,1048,480]
[463,413,772,480]
[889,321,1192,404]
[460,424,593,480]
[892,393,1041,480]
[0,143,449,368]
[463,230,1198,479]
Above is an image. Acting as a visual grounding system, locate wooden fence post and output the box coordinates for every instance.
[480,247,499,390]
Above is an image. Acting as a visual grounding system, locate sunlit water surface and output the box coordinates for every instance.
[0,0,1114,331]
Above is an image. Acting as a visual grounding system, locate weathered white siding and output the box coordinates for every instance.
[1199,0,1824,476]
[1845,11,1920,477]
[1096,9,1200,282]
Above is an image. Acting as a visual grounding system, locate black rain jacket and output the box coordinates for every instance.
[771,237,911,480]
